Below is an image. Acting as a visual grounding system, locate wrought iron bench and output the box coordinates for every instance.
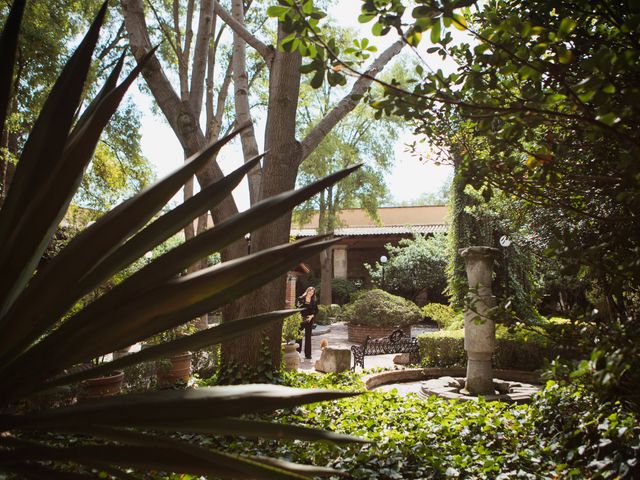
[351,329,420,370]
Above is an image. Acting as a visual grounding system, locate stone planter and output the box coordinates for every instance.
[283,343,300,370]
[347,324,411,344]
[156,352,192,386]
[81,370,124,398]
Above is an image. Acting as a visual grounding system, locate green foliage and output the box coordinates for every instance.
[281,312,303,342]
[328,303,342,317]
[367,233,448,303]
[338,288,422,327]
[280,369,366,392]
[314,304,330,325]
[530,381,640,479]
[313,303,341,325]
[330,277,358,305]
[0,1,152,208]
[314,278,358,307]
[418,327,557,371]
[207,370,640,478]
[421,302,456,328]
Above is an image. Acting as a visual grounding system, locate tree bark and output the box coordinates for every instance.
[220,23,302,369]
[231,0,262,205]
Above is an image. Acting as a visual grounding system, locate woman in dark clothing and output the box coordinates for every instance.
[296,286,318,359]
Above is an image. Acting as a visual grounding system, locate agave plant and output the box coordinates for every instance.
[0,1,363,477]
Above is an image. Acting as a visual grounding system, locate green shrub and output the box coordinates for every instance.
[418,327,556,371]
[418,329,466,367]
[348,289,367,303]
[314,304,342,325]
[338,289,422,327]
[445,312,464,330]
[421,302,456,328]
[331,278,358,305]
[281,312,303,342]
[314,305,330,325]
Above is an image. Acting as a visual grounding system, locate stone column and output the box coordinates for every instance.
[333,245,348,279]
[460,246,499,396]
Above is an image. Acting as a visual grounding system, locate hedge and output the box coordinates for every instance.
[418,328,556,371]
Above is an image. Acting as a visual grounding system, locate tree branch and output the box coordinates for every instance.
[189,0,214,116]
[300,38,405,163]
[212,0,274,65]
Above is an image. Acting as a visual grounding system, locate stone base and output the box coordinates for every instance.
[421,376,540,404]
[315,347,351,373]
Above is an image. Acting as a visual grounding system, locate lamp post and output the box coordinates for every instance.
[244,233,251,255]
[499,235,511,297]
[380,255,388,290]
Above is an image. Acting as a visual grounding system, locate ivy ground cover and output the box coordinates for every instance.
[192,372,638,479]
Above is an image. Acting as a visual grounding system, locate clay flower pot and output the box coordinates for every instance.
[283,342,300,371]
[81,370,124,399]
[156,352,192,386]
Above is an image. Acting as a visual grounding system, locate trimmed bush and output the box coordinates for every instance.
[338,289,422,327]
[418,328,555,371]
[418,330,466,368]
[421,303,456,328]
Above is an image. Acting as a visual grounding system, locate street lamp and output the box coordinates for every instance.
[380,255,388,290]
[499,235,512,297]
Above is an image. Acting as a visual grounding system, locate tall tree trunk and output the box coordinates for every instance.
[220,24,302,370]
[318,187,333,305]
[319,248,332,305]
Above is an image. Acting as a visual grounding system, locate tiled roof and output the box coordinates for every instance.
[291,224,448,237]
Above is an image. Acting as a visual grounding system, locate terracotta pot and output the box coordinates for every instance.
[283,343,300,370]
[81,370,124,398]
[156,352,192,386]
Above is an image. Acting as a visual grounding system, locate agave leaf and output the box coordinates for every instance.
[128,417,365,444]
[255,456,349,478]
[75,152,266,295]
[51,426,315,480]
[111,164,360,302]
[0,0,26,139]
[0,1,108,280]
[42,309,297,391]
[68,50,127,144]
[2,463,100,480]
[2,238,337,396]
[0,124,249,359]
[4,385,358,430]
[2,444,305,480]
[0,46,157,322]
[40,164,360,343]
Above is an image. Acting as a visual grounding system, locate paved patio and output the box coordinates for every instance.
[297,322,435,372]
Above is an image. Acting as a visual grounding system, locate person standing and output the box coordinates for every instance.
[296,286,318,360]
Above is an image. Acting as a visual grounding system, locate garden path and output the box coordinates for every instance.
[298,322,436,373]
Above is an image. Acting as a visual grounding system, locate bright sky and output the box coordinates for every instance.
[135,0,455,211]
